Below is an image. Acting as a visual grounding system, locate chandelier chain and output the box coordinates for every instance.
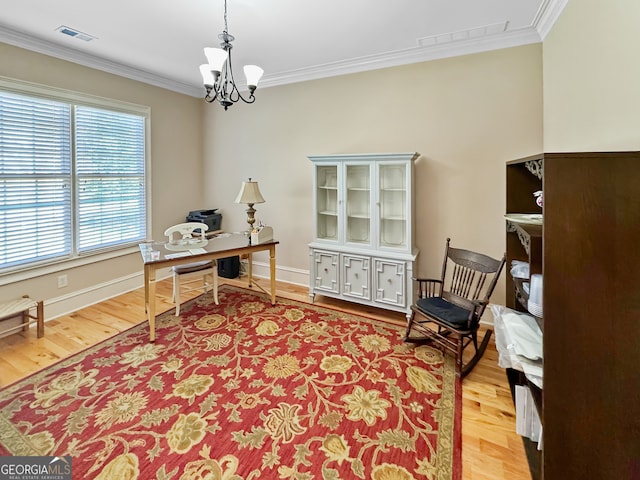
[223,0,229,35]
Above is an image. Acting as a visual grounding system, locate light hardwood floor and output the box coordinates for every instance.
[0,277,532,480]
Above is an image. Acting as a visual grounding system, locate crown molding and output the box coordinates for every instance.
[0,0,566,98]
[259,27,542,89]
[533,0,569,40]
[0,24,202,97]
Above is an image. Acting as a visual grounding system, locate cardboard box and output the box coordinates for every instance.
[251,226,273,244]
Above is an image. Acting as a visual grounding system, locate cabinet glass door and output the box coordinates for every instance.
[315,165,339,241]
[345,164,371,245]
[378,163,407,249]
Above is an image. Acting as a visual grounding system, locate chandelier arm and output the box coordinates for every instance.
[223,50,254,105]
[204,85,220,103]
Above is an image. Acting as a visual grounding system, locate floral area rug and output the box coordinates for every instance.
[0,285,461,479]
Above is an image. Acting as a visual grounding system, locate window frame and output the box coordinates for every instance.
[0,75,151,285]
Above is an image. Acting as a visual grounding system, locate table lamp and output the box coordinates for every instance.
[235,178,265,234]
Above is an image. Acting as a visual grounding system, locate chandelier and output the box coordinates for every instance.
[199,0,264,110]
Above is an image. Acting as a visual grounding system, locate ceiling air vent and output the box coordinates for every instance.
[419,21,508,47]
[55,25,96,42]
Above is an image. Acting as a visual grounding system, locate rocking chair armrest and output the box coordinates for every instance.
[466,299,489,320]
[412,278,443,298]
[470,299,488,309]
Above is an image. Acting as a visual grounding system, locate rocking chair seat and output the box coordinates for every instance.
[415,297,471,328]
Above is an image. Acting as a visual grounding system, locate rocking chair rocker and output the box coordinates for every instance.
[404,238,506,378]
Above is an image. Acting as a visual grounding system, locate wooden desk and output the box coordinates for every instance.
[139,233,278,341]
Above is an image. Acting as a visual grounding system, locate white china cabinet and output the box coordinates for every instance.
[308,152,419,318]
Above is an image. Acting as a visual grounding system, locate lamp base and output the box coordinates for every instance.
[245,203,257,233]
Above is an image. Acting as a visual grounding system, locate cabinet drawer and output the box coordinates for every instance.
[341,254,370,300]
[373,259,406,307]
[312,250,339,293]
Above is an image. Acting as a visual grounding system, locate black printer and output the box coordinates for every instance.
[186,209,222,232]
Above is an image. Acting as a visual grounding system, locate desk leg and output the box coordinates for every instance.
[36,300,44,338]
[146,265,157,342]
[270,245,276,305]
[247,253,253,287]
[144,264,150,314]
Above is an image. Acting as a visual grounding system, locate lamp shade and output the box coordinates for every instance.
[199,64,215,86]
[243,65,264,88]
[235,179,265,204]
[204,47,229,72]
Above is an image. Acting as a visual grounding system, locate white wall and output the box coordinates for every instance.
[543,0,640,151]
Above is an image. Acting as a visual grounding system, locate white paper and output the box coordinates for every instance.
[515,385,543,443]
[165,252,191,259]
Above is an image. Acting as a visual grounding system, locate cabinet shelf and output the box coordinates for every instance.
[506,221,542,257]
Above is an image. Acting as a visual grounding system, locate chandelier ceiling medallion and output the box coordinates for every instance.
[199,0,264,110]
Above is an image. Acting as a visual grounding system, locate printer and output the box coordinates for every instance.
[186,209,222,233]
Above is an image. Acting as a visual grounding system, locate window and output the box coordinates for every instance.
[0,85,148,273]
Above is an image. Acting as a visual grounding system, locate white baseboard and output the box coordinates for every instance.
[248,261,309,287]
[45,272,145,321]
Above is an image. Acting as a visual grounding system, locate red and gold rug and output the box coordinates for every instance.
[0,285,461,479]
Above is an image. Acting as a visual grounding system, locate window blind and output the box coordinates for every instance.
[0,92,72,268]
[75,106,146,252]
[0,89,147,271]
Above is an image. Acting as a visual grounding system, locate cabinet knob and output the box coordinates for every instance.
[387,278,392,284]
[354,273,359,278]
[324,268,328,273]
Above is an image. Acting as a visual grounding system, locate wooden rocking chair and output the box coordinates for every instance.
[404,238,506,378]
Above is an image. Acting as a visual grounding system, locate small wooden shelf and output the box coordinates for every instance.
[506,220,542,256]
[506,156,544,480]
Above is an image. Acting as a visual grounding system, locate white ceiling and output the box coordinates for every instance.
[0,0,566,97]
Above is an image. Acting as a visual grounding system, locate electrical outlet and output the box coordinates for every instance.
[57,274,68,288]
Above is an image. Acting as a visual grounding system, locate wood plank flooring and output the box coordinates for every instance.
[0,277,532,479]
